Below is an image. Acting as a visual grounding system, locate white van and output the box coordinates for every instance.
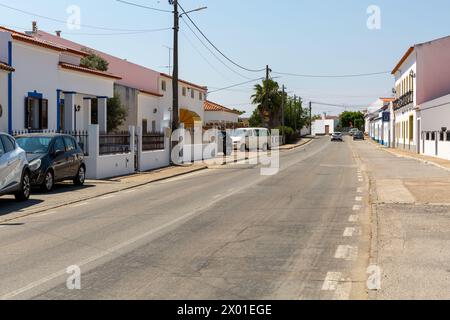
[231,128,271,151]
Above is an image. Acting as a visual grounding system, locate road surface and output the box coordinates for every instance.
[0,137,371,300]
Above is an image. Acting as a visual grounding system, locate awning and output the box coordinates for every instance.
[180,109,202,129]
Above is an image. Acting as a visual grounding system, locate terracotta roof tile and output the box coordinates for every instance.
[59,62,122,80]
[204,100,241,115]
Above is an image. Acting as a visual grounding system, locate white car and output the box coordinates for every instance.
[0,133,31,201]
[231,128,271,151]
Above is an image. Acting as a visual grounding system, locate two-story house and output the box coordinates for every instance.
[392,35,450,153]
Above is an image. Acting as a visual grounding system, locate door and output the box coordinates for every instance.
[325,125,330,135]
[52,137,70,180]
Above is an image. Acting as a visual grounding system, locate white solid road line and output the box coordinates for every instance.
[70,202,89,208]
[334,245,359,261]
[322,272,342,291]
[343,227,356,237]
[99,195,116,200]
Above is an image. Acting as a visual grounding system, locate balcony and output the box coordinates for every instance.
[393,91,414,110]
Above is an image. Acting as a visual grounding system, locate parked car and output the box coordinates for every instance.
[353,131,365,141]
[331,132,344,142]
[0,133,31,201]
[15,134,86,192]
[348,128,359,136]
[231,128,271,151]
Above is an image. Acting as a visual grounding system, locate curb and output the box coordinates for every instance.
[278,139,314,151]
[0,166,208,225]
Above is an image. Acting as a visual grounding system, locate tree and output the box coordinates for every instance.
[248,108,263,127]
[251,79,282,128]
[340,111,365,129]
[80,48,109,71]
[107,92,128,132]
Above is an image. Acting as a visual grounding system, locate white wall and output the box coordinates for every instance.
[204,111,239,124]
[11,42,60,131]
[312,119,336,135]
[137,93,164,132]
[160,76,207,124]
[0,71,8,132]
[58,69,114,98]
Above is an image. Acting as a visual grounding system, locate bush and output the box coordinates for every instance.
[276,126,298,144]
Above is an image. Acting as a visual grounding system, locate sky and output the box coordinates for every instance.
[1,0,450,117]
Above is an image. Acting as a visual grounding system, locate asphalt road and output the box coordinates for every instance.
[0,137,371,300]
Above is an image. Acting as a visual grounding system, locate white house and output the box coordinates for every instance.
[391,35,450,154]
[0,61,14,131]
[0,26,119,134]
[312,114,338,136]
[366,98,394,146]
[204,100,240,128]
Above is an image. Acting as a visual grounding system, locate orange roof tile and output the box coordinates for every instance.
[391,47,414,75]
[59,62,122,80]
[160,73,207,92]
[0,26,89,57]
[204,100,241,115]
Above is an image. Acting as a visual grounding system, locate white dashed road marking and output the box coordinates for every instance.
[343,227,356,237]
[349,215,359,222]
[357,187,363,193]
[333,282,352,300]
[335,245,359,261]
[352,205,361,211]
[355,196,363,202]
[322,272,342,291]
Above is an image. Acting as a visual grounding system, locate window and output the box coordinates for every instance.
[191,89,195,99]
[440,132,445,141]
[152,120,157,132]
[0,137,5,156]
[142,119,148,134]
[25,97,48,130]
[447,132,450,142]
[0,135,15,153]
[64,137,77,152]
[162,80,167,92]
[431,132,436,141]
[426,132,430,140]
[199,92,203,101]
[53,138,65,153]
[182,87,187,96]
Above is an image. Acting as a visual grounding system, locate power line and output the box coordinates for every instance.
[208,77,264,94]
[180,18,253,80]
[310,101,366,109]
[273,70,391,78]
[0,2,164,32]
[178,2,266,73]
[115,0,172,13]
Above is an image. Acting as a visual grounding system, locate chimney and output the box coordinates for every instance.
[32,21,38,34]
[322,112,327,120]
[55,30,62,37]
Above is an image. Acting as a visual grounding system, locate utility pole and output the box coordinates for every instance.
[281,85,285,144]
[309,101,313,136]
[265,65,271,128]
[172,0,179,134]
[293,95,297,133]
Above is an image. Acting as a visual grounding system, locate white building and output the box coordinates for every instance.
[0,61,14,131]
[204,100,240,128]
[391,35,450,154]
[312,114,338,136]
[0,26,118,134]
[366,98,394,146]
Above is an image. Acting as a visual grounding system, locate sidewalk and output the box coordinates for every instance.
[0,164,207,223]
[278,137,313,150]
[367,138,450,172]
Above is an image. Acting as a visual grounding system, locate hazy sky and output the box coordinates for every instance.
[1,0,450,116]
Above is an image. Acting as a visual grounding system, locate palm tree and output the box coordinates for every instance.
[251,79,282,128]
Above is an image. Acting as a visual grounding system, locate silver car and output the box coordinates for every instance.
[0,133,31,201]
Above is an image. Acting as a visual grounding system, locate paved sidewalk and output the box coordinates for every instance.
[0,164,207,223]
[278,138,313,150]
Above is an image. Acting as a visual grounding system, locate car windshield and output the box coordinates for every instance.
[16,137,52,154]
[231,129,248,137]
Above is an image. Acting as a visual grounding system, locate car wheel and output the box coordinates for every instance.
[41,170,54,192]
[15,171,31,202]
[73,165,86,186]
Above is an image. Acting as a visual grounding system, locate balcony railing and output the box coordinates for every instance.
[393,91,414,110]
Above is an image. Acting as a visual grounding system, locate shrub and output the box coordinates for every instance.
[276,126,298,144]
